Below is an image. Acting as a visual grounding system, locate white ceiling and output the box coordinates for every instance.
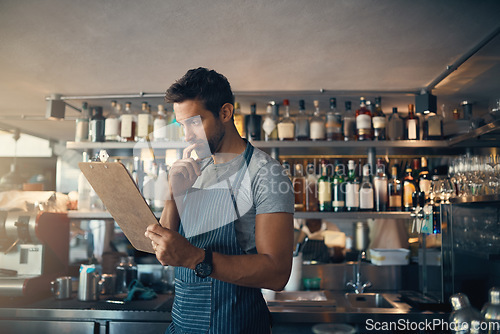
[0,0,499,142]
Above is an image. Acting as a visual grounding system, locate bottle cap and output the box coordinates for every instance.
[283,99,289,106]
[450,293,471,310]
[489,287,500,305]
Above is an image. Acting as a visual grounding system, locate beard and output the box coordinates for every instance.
[193,121,225,159]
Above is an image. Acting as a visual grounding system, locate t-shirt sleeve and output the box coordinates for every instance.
[253,161,295,215]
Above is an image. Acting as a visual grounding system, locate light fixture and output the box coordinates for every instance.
[416,91,437,115]
[45,94,66,120]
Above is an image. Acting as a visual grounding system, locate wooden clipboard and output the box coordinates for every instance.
[79,162,159,253]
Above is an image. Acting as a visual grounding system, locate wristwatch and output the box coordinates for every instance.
[195,248,213,278]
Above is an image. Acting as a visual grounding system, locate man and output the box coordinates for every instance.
[145,67,294,333]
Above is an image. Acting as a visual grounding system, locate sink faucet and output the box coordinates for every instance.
[346,251,372,294]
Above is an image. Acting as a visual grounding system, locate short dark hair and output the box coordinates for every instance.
[165,67,234,118]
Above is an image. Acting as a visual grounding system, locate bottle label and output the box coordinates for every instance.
[318,181,332,203]
[403,183,416,207]
[419,179,431,196]
[359,188,374,209]
[407,119,418,139]
[374,178,388,205]
[105,118,120,137]
[75,120,89,142]
[121,115,134,138]
[389,195,402,208]
[345,183,359,208]
[427,118,441,136]
[356,114,371,130]
[262,117,277,136]
[372,116,386,129]
[153,119,168,140]
[277,123,295,140]
[310,121,326,140]
[137,114,152,138]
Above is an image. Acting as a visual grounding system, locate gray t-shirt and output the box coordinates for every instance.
[190,143,294,253]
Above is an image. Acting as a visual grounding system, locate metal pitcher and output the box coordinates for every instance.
[78,264,100,301]
[51,276,72,299]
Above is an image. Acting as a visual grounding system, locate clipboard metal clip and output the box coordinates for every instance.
[90,150,110,163]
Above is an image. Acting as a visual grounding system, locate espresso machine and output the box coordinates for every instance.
[0,211,69,299]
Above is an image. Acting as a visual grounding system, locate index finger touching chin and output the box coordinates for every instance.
[183,144,197,159]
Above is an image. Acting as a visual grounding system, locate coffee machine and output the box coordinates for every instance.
[0,211,69,299]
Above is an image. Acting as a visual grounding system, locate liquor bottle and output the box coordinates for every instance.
[136,102,153,141]
[292,163,306,212]
[404,104,420,140]
[295,99,310,140]
[317,161,332,212]
[373,158,388,212]
[411,158,421,179]
[310,100,326,141]
[105,100,121,142]
[277,99,295,141]
[449,293,483,334]
[387,107,404,140]
[75,102,90,142]
[402,167,418,211]
[343,101,356,141]
[89,106,105,142]
[77,152,91,211]
[332,161,345,212]
[345,160,360,211]
[372,97,386,140]
[121,102,137,142]
[305,162,318,212]
[281,159,292,180]
[419,157,432,199]
[423,106,444,140]
[153,104,168,141]
[388,165,402,211]
[356,97,373,141]
[325,97,343,141]
[245,103,262,141]
[359,164,374,211]
[153,163,168,211]
[262,102,278,141]
[233,102,246,138]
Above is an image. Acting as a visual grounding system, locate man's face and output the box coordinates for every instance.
[174,99,225,159]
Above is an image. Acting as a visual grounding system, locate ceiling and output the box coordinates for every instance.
[0,0,499,142]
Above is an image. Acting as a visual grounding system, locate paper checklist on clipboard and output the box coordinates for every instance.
[79,162,159,254]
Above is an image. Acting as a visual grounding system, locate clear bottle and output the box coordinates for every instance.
[405,104,420,140]
[233,102,246,138]
[136,102,153,141]
[262,102,278,141]
[245,103,262,141]
[154,163,168,211]
[105,100,121,142]
[310,100,326,141]
[332,161,345,212]
[356,97,373,141]
[388,165,402,211]
[305,162,318,212]
[387,107,404,140]
[372,97,386,140]
[75,102,90,142]
[89,106,106,142]
[121,102,137,142]
[423,106,444,140]
[345,160,360,211]
[325,97,343,141]
[295,99,310,140]
[292,163,306,212]
[277,99,295,141]
[449,293,483,334]
[373,158,388,212]
[343,101,356,141]
[153,104,168,141]
[317,161,332,212]
[77,152,91,211]
[481,287,500,333]
[359,164,374,211]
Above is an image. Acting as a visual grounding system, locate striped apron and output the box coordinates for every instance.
[168,143,271,334]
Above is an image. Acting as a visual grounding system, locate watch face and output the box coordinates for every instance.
[195,262,212,278]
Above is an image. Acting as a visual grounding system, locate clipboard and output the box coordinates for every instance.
[79,162,159,254]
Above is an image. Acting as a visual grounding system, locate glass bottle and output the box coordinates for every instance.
[233,102,246,138]
[89,106,105,142]
[136,102,153,141]
[403,167,418,211]
[154,163,168,211]
[419,157,432,200]
[115,256,138,294]
[356,97,373,141]
[325,97,343,141]
[75,102,90,142]
[332,161,345,212]
[423,106,444,140]
[481,287,500,330]
[295,99,310,140]
[105,100,121,142]
[121,102,137,142]
[277,99,295,141]
[387,107,404,140]
[317,161,332,212]
[153,104,168,141]
[405,104,420,140]
[310,100,326,141]
[77,152,91,211]
[359,164,374,211]
[292,163,306,212]
[345,160,360,211]
[305,162,318,212]
[372,97,386,140]
[262,102,278,141]
[245,103,262,141]
[343,101,356,141]
[388,165,402,211]
[374,158,388,212]
[449,293,483,334]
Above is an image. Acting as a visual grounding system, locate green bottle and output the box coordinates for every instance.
[318,162,332,212]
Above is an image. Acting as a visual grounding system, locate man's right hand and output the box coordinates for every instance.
[168,143,203,198]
